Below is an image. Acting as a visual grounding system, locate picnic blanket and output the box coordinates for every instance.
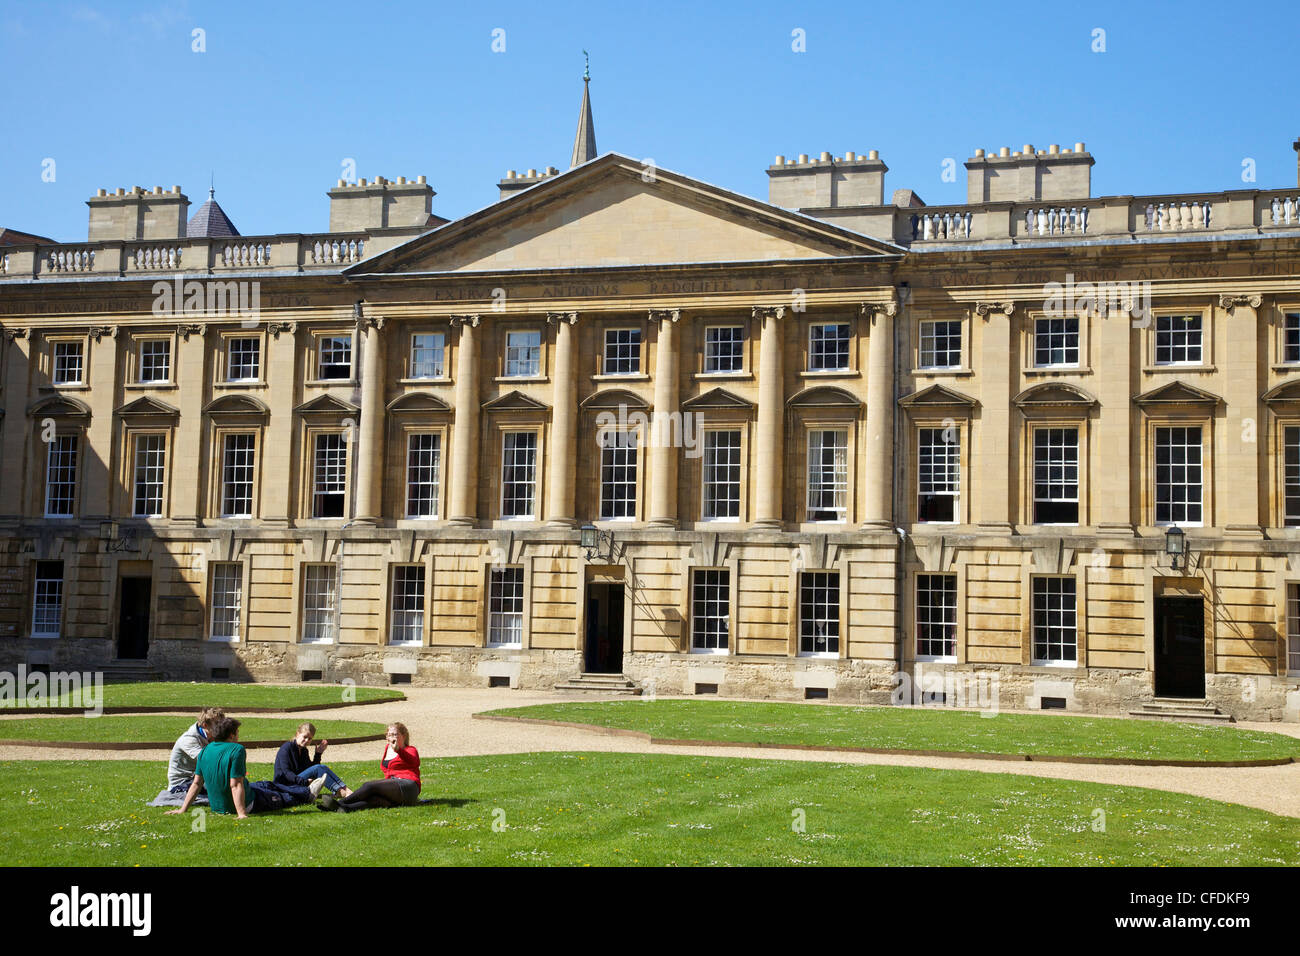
[147,788,209,807]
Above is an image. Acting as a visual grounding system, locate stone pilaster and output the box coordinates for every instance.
[82,325,119,521]
[1095,307,1134,534]
[354,317,387,525]
[861,298,897,529]
[0,328,32,520]
[261,322,297,525]
[171,324,207,524]
[1219,293,1264,536]
[448,314,480,526]
[754,305,785,529]
[546,311,578,528]
[974,301,1014,531]
[648,309,681,528]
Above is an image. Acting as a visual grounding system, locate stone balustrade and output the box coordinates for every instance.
[1138,199,1214,232]
[46,247,97,273]
[128,243,184,270]
[220,240,272,268]
[910,208,972,240]
[1019,205,1090,236]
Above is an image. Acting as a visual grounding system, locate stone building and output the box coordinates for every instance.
[3,85,1300,721]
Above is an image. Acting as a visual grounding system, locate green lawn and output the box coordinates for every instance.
[483,699,1300,763]
[2,755,1296,866]
[3,681,403,711]
[0,717,386,745]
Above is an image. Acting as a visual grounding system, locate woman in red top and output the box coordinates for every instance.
[320,722,421,812]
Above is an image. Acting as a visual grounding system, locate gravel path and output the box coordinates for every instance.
[3,687,1298,818]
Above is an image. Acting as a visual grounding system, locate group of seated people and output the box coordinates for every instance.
[163,707,422,819]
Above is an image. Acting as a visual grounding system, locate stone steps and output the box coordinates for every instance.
[554,673,642,695]
[101,660,165,683]
[1128,698,1234,723]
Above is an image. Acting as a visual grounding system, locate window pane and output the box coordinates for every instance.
[919,321,961,368]
[313,433,347,518]
[390,565,425,645]
[600,430,638,519]
[691,569,729,651]
[704,327,744,373]
[1155,315,1202,365]
[702,431,741,519]
[799,571,839,655]
[916,574,957,658]
[918,428,959,522]
[221,434,256,517]
[302,565,337,643]
[227,338,260,381]
[603,329,641,375]
[133,434,166,516]
[1032,577,1077,663]
[809,323,851,371]
[32,561,64,638]
[139,340,171,382]
[505,331,541,377]
[1154,426,1202,525]
[806,430,848,521]
[502,432,537,517]
[410,333,445,379]
[1034,317,1079,367]
[53,342,83,384]
[318,336,352,379]
[406,433,441,517]
[45,435,78,516]
[488,567,524,646]
[210,563,243,641]
[1033,428,1079,524]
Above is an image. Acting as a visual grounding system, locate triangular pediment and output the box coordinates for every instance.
[346,154,900,276]
[483,390,550,412]
[386,391,452,414]
[28,395,92,419]
[204,394,270,417]
[898,384,978,409]
[1133,381,1222,408]
[294,394,360,416]
[681,387,753,410]
[1013,383,1099,410]
[787,385,862,408]
[115,396,179,419]
[581,388,650,410]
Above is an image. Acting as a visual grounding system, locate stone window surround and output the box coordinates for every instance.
[386,562,430,647]
[306,329,356,386]
[43,332,90,387]
[216,328,267,387]
[208,426,262,520]
[121,426,172,518]
[803,314,859,376]
[909,417,970,527]
[127,331,177,387]
[696,320,751,378]
[795,413,858,528]
[1023,570,1085,669]
[399,427,447,521]
[1018,417,1091,529]
[1020,310,1093,375]
[1271,303,1300,371]
[206,560,249,643]
[594,424,644,523]
[404,329,449,383]
[1143,307,1213,372]
[913,312,970,375]
[1142,416,1212,530]
[300,424,352,522]
[693,421,751,527]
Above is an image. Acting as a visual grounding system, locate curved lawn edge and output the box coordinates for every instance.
[0,695,406,716]
[473,713,1297,768]
[0,732,386,750]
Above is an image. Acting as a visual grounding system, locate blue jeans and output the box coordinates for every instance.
[295,764,346,792]
[247,780,313,813]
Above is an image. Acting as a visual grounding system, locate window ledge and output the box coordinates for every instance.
[305,379,358,388]
[125,382,177,390]
[1270,364,1300,373]
[41,383,89,391]
[694,372,752,381]
[913,656,958,664]
[800,370,859,379]
[214,381,267,390]
[399,377,452,386]
[592,373,650,382]
[1022,367,1092,376]
[913,367,973,377]
[493,375,549,384]
[1142,365,1216,374]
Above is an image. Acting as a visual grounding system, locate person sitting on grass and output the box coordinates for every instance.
[165,707,225,802]
[166,716,327,819]
[319,722,420,813]
[274,721,353,799]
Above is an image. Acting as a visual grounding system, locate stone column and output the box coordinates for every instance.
[648,309,681,527]
[171,324,207,525]
[0,328,32,520]
[975,301,1014,531]
[353,317,386,525]
[754,305,785,529]
[447,314,481,526]
[1219,293,1264,536]
[861,299,897,529]
[261,322,298,525]
[546,311,578,528]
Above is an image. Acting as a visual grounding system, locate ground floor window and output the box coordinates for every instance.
[691,569,730,652]
[1289,584,1300,673]
[799,571,839,656]
[302,564,338,643]
[488,567,524,647]
[916,573,956,659]
[390,565,425,645]
[32,561,64,638]
[209,562,243,641]
[1032,576,1077,664]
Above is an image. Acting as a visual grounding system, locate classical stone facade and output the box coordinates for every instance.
[4,114,1300,721]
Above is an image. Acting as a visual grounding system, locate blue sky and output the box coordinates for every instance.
[3,0,1297,241]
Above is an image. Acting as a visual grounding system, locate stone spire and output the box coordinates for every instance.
[569,53,597,169]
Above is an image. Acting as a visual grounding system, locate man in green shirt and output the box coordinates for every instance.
[166,717,319,818]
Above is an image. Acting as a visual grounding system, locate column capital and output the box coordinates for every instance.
[267,321,298,339]
[1218,293,1262,313]
[88,325,119,342]
[356,315,386,333]
[2,327,30,342]
[179,323,207,341]
[648,308,680,323]
[860,295,900,322]
[973,300,1015,319]
[546,311,578,325]
[448,313,480,328]
[752,305,786,321]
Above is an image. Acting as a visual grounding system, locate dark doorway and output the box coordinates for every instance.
[585,581,625,674]
[118,577,152,660]
[1154,595,1205,698]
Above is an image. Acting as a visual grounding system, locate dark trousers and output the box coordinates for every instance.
[248,780,313,812]
[338,778,420,812]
